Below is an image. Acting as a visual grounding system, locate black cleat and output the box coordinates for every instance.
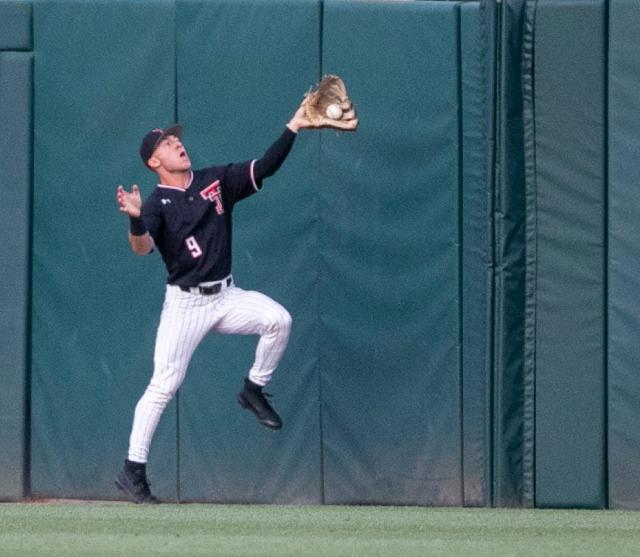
[237,378,283,430]
[115,460,160,504]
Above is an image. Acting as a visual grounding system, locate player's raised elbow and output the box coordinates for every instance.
[132,244,153,256]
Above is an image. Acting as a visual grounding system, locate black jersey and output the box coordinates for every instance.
[141,160,260,286]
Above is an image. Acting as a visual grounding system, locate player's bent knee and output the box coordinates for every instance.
[268,307,292,335]
[282,309,292,333]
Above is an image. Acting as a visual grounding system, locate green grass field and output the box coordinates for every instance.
[1,502,640,556]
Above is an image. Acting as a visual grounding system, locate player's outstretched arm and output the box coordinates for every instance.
[252,99,316,184]
[116,184,154,255]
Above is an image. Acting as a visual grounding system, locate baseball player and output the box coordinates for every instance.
[114,103,313,504]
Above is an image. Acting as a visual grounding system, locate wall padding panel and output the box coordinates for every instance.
[460,1,489,507]
[175,0,322,503]
[320,0,463,506]
[607,0,640,511]
[31,0,178,500]
[532,0,607,509]
[0,51,32,500]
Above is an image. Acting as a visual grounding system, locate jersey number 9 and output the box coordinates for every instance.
[185,236,203,258]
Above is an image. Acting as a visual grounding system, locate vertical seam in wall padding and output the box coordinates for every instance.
[25,52,34,499]
[174,0,178,126]
[318,0,324,82]
[455,2,465,507]
[173,0,180,503]
[492,0,503,506]
[495,0,511,505]
[317,0,325,505]
[603,0,610,509]
[491,0,503,507]
[521,0,537,509]
[23,1,36,498]
[479,0,497,507]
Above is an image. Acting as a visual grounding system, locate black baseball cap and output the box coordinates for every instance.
[139,124,183,167]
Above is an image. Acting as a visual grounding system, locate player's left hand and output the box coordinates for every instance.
[116,184,142,218]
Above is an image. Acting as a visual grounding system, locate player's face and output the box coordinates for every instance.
[149,135,191,172]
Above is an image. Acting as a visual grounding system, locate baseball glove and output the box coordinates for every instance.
[302,75,358,131]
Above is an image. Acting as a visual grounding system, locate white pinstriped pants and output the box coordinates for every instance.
[128,277,291,463]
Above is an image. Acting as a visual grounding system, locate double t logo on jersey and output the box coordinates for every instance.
[200,180,224,215]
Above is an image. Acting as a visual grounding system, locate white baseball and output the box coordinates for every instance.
[326,103,343,119]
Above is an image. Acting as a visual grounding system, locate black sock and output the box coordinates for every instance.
[125,459,146,474]
[244,378,262,392]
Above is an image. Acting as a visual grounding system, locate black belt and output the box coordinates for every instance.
[179,277,232,295]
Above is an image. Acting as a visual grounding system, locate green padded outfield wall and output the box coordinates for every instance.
[27,0,493,505]
[0,8,33,498]
[24,0,496,505]
[31,0,179,501]
[320,0,465,506]
[175,0,322,503]
[22,0,640,508]
[529,0,607,508]
[608,0,640,510]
